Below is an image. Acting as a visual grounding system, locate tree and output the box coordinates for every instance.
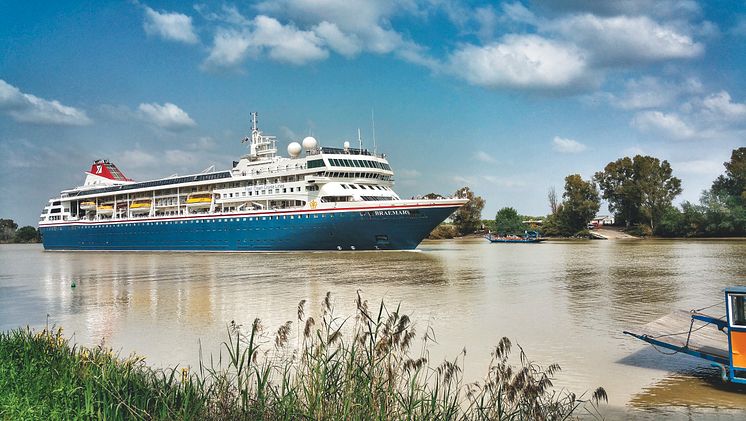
[594,157,640,228]
[422,192,445,200]
[548,187,558,215]
[595,155,682,230]
[494,207,524,234]
[0,219,18,243]
[14,226,40,243]
[558,174,600,233]
[452,187,485,235]
[711,147,746,201]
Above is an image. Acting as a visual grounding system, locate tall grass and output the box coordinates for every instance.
[0,293,606,420]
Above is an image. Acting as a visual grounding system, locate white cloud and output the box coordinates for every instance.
[0,79,91,125]
[551,14,703,66]
[143,6,198,44]
[446,34,593,90]
[474,151,497,163]
[552,136,587,153]
[630,90,746,141]
[165,149,199,167]
[204,29,254,68]
[501,2,537,26]
[251,16,328,65]
[137,102,196,130]
[700,91,746,122]
[313,21,363,57]
[674,159,724,175]
[251,0,426,63]
[631,111,696,140]
[190,136,217,150]
[119,148,159,169]
[593,76,703,110]
[204,16,328,68]
[533,0,701,20]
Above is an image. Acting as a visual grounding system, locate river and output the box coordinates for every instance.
[1,239,745,419]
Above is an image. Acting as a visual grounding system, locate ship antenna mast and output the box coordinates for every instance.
[251,112,259,139]
[358,128,362,150]
[371,108,377,155]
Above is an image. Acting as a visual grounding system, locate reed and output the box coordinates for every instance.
[0,293,606,420]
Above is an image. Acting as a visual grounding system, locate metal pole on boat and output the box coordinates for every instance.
[371,109,377,155]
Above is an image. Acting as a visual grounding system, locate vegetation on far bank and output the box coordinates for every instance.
[428,147,745,239]
[0,219,41,244]
[0,294,606,420]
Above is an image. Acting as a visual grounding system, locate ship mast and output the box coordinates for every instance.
[243,111,277,161]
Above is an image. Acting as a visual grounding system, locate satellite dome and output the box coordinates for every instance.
[287,142,302,157]
[302,136,318,150]
[343,141,350,150]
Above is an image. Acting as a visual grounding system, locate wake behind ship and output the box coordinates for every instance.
[38,113,466,251]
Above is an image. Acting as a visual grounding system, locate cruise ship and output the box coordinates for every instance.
[38,113,466,251]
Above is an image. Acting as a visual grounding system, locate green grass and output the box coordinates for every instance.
[0,293,606,420]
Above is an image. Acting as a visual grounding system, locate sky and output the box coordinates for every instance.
[1,0,745,226]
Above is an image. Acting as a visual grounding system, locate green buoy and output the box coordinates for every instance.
[71,281,76,288]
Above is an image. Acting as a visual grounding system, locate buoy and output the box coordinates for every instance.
[71,281,76,288]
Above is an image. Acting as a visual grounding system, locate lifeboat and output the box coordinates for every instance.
[186,193,213,207]
[97,204,114,215]
[80,201,96,210]
[130,199,152,214]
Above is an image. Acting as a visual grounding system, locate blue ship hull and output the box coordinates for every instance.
[39,205,457,251]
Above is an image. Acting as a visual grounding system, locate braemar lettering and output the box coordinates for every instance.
[374,210,411,216]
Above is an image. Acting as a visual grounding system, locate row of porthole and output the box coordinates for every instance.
[54,213,342,229]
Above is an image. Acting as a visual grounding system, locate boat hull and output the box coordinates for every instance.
[39,204,458,251]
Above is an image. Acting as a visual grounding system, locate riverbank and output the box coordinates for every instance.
[0,296,607,420]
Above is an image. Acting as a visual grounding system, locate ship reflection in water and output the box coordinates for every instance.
[1,239,745,419]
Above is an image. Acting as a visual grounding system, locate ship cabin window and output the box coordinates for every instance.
[731,294,746,327]
[321,196,351,203]
[349,184,358,189]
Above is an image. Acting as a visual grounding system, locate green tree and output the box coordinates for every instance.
[594,157,639,228]
[0,219,18,243]
[14,226,40,243]
[558,174,600,234]
[494,207,524,234]
[712,147,746,201]
[452,187,485,235]
[595,155,682,231]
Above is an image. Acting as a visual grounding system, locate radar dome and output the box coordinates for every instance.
[302,136,318,150]
[287,142,302,157]
[343,141,350,150]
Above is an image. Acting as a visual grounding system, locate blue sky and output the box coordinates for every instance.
[1,0,745,226]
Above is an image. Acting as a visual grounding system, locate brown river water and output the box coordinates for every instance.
[1,239,745,419]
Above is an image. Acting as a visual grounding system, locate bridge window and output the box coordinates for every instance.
[307,159,325,169]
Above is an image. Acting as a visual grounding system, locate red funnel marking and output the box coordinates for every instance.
[88,160,132,181]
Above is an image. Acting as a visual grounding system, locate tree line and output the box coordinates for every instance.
[0,219,41,243]
[429,146,744,238]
